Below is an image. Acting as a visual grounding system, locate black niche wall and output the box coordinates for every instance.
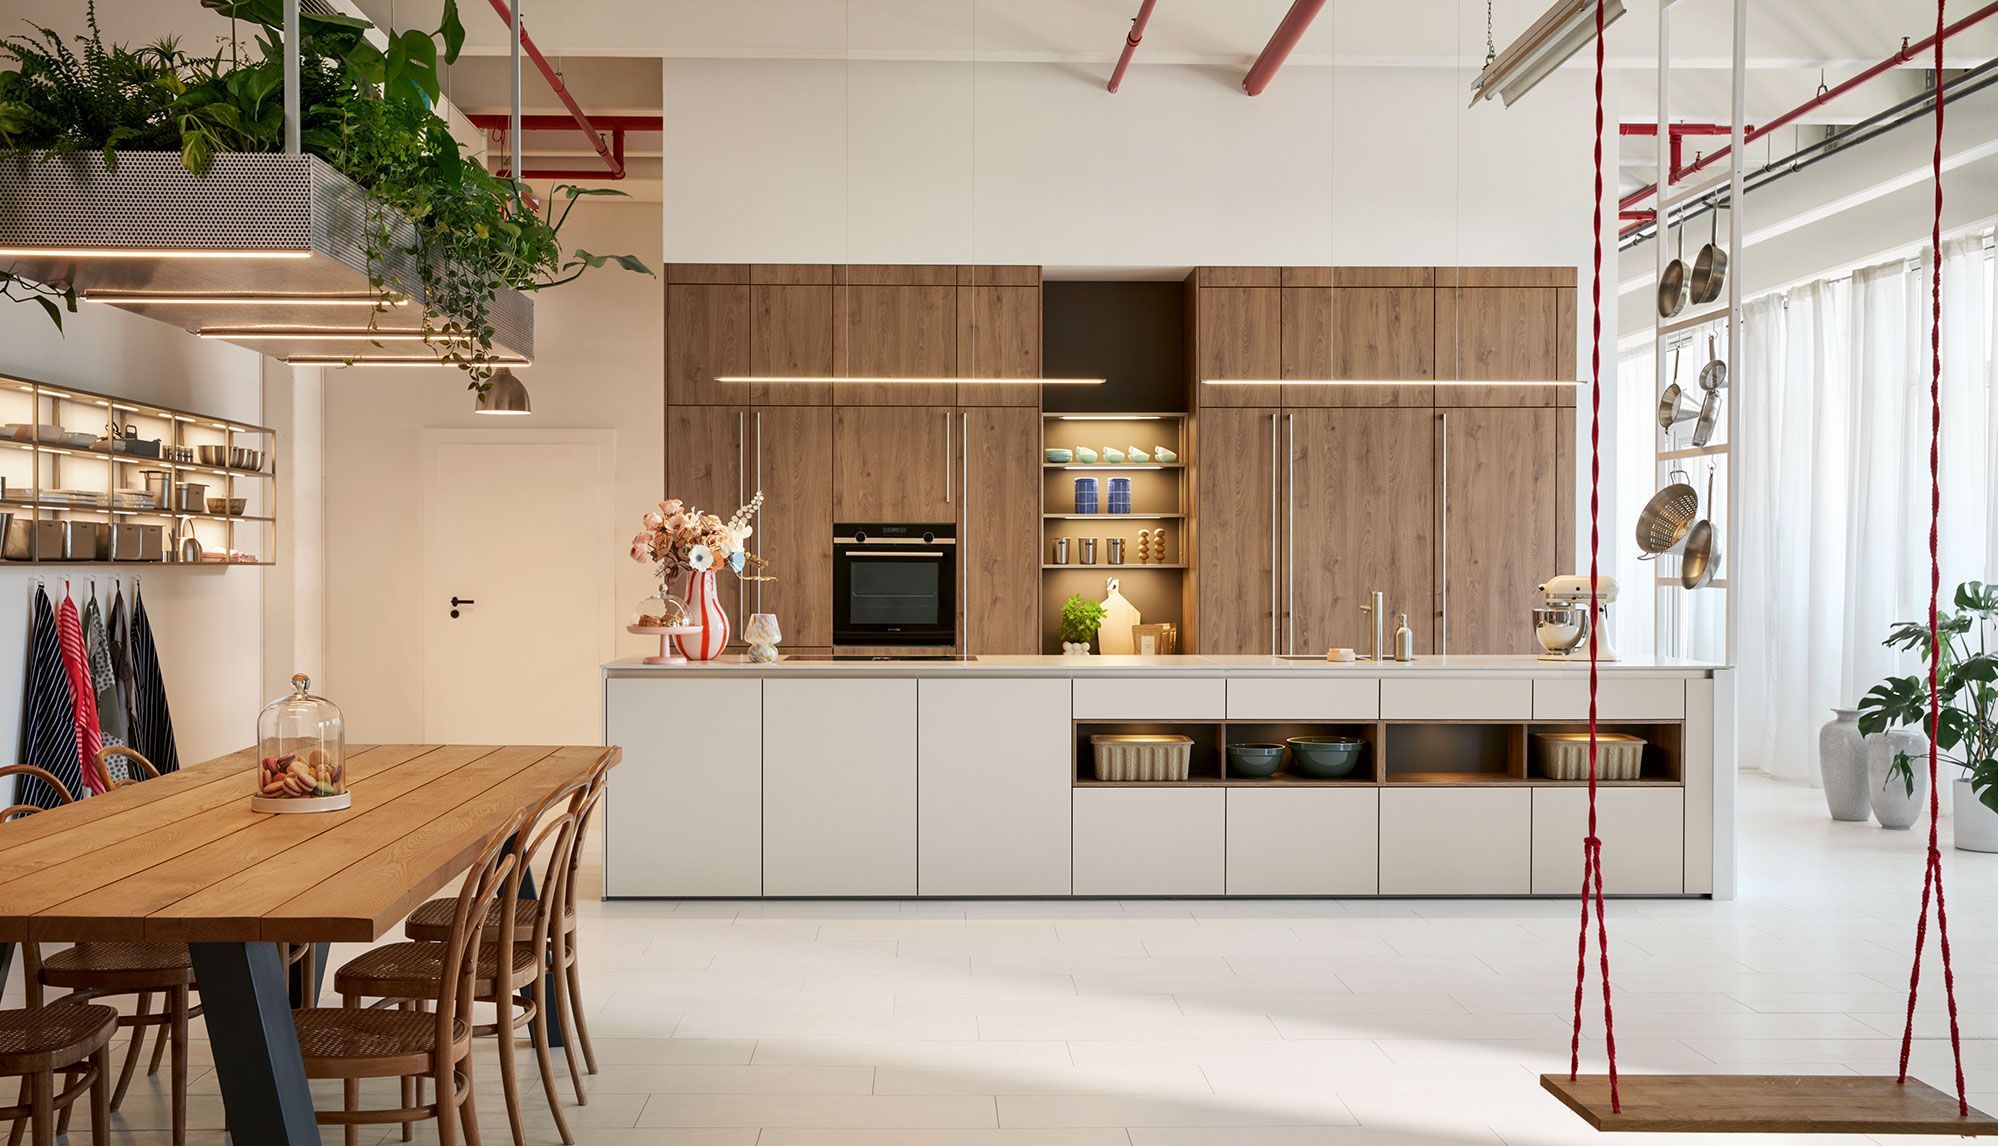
[1042,280,1187,414]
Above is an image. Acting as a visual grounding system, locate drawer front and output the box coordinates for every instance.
[1073,677,1225,721]
[1533,677,1687,720]
[1378,788,1531,894]
[1380,678,1532,720]
[1072,788,1224,895]
[1531,788,1685,894]
[604,677,762,897]
[1226,788,1379,895]
[1227,677,1380,721]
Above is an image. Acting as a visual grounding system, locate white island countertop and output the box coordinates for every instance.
[604,653,1726,677]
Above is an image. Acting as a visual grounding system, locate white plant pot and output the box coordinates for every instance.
[1867,728,1930,831]
[1817,708,1870,822]
[1061,642,1092,656]
[1956,777,1998,853]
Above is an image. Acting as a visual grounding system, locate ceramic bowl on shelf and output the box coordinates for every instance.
[1226,742,1285,779]
[206,497,247,516]
[1286,736,1365,778]
[1045,448,1073,463]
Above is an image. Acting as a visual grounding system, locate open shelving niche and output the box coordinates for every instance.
[1072,718,1686,788]
[0,372,276,566]
[1040,412,1191,653]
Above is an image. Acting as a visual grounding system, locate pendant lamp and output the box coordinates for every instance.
[474,368,533,415]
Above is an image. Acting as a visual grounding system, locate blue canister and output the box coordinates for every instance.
[1073,476,1099,514]
[1107,476,1132,514]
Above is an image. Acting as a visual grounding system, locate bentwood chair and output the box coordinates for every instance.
[0,765,196,1146]
[89,747,158,790]
[402,762,607,1103]
[0,1004,118,1146]
[0,766,72,822]
[293,813,523,1146]
[342,786,587,1146]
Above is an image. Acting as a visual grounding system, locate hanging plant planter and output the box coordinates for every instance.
[0,150,533,365]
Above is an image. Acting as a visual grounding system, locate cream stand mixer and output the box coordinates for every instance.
[1533,575,1619,661]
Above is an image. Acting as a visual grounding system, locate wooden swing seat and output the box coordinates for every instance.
[1541,1073,1998,1134]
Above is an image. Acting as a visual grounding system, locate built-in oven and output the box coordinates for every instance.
[832,523,957,646]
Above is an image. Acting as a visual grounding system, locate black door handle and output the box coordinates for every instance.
[450,596,476,619]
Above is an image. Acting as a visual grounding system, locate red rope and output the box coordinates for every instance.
[1896,0,1969,1116]
[1568,0,1619,1114]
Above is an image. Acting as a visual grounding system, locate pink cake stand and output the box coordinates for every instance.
[627,623,705,665]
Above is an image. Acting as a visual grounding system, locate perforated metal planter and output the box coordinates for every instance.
[0,152,532,364]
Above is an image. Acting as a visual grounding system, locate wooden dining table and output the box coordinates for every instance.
[0,742,620,1145]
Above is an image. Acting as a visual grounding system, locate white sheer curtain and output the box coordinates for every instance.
[1735,237,1997,780]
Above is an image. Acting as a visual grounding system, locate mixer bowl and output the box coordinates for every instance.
[1532,605,1587,655]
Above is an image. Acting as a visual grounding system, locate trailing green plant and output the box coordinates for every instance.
[1857,580,1998,814]
[1058,594,1109,647]
[0,0,650,386]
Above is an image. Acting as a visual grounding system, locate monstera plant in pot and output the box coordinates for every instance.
[1858,581,1998,851]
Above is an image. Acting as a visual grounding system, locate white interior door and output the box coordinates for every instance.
[423,432,614,745]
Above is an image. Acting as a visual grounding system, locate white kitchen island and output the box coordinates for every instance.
[601,654,1734,900]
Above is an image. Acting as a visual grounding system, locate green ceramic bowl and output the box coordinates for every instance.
[1226,742,1285,779]
[1286,736,1365,779]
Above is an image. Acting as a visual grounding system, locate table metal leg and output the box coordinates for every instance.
[189,942,320,1145]
[286,941,330,1008]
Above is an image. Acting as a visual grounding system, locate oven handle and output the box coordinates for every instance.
[843,551,946,559]
[834,536,956,545]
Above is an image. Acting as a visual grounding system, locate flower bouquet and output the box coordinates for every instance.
[628,492,771,661]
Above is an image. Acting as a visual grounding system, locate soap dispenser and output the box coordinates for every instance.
[1393,613,1415,662]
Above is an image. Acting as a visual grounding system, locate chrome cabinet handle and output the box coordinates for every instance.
[944,410,952,504]
[738,410,747,635]
[753,411,763,614]
[960,411,970,653]
[1269,412,1279,656]
[1438,412,1449,655]
[1285,413,1299,653]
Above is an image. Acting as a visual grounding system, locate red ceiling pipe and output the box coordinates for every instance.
[468,114,662,132]
[1242,0,1327,96]
[482,0,625,179]
[1621,0,1998,208]
[488,127,628,180]
[1107,0,1159,93]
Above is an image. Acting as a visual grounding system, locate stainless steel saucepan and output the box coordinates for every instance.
[1690,207,1728,305]
[1698,333,1728,391]
[1657,225,1689,318]
[1680,470,1722,588]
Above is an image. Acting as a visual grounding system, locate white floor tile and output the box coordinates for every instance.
[636,1093,999,1128]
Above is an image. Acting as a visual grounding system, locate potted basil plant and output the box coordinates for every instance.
[1857,580,1998,851]
[1058,594,1107,656]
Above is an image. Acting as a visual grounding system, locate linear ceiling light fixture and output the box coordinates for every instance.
[0,247,313,259]
[86,291,408,307]
[714,376,1105,386]
[198,328,472,342]
[285,355,530,367]
[1468,0,1625,107]
[1205,378,1585,387]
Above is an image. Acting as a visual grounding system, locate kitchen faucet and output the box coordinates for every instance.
[1361,589,1387,661]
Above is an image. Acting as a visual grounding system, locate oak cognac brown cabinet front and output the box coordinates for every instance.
[1192,266,1574,657]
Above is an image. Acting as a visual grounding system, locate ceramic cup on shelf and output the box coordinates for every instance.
[1817,708,1870,822]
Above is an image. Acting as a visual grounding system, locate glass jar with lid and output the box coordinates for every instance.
[253,673,351,813]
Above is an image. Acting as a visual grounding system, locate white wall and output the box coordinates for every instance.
[0,300,273,774]
[321,200,663,742]
[661,59,1600,271]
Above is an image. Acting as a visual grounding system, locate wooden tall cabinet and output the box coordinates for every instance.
[1190,268,1282,408]
[1285,408,1437,655]
[1194,408,1280,656]
[1441,406,1560,655]
[664,404,749,641]
[748,406,835,647]
[841,266,958,406]
[750,264,839,406]
[832,406,958,522]
[960,406,1040,654]
[665,273,750,406]
[1193,265,1577,656]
